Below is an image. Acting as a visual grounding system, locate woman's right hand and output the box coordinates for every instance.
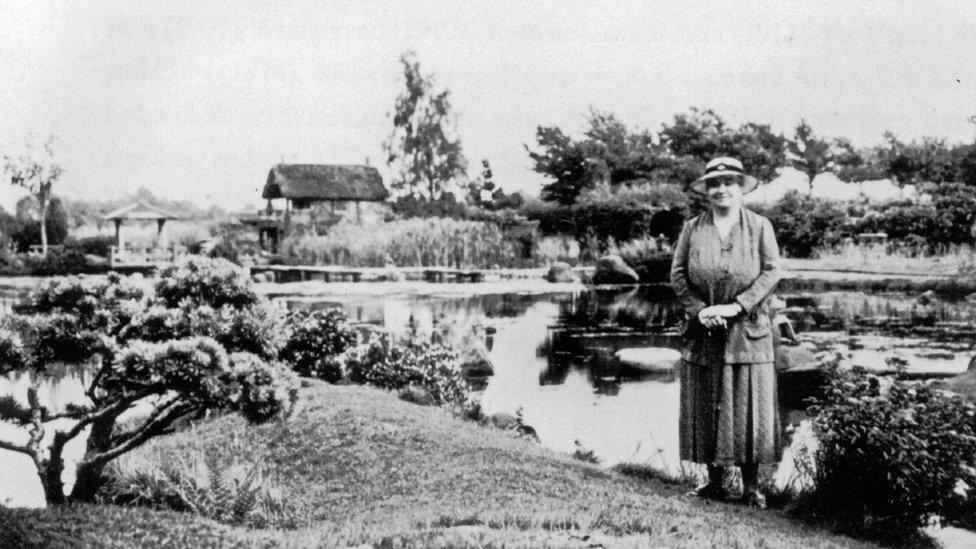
[697,308,727,330]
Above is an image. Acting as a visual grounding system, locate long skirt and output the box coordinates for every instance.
[679,359,780,465]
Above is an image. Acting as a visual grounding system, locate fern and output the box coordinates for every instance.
[205,454,234,520]
[229,463,261,524]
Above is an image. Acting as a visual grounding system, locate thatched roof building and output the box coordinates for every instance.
[262,164,388,207]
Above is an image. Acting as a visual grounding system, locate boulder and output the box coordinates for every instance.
[931,356,976,401]
[544,262,580,283]
[460,347,495,379]
[592,255,639,285]
[614,347,681,373]
[398,385,436,406]
[775,344,817,372]
[487,412,519,430]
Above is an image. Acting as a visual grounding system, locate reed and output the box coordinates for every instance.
[283,217,519,269]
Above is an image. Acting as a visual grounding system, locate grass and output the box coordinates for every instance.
[784,243,976,277]
[2,381,877,548]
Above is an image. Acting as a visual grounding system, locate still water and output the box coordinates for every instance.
[3,286,976,506]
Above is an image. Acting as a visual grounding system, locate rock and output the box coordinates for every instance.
[775,344,817,372]
[397,385,435,406]
[592,255,639,285]
[931,355,976,400]
[460,347,495,379]
[614,347,681,373]
[544,261,580,283]
[516,423,539,441]
[487,412,519,430]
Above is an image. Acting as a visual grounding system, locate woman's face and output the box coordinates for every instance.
[704,176,743,210]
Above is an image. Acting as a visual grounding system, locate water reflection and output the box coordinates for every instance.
[6,285,976,507]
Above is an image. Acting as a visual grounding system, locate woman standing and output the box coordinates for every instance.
[669,157,782,508]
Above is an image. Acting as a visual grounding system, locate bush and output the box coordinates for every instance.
[23,247,105,276]
[520,182,689,255]
[752,192,848,258]
[155,256,260,309]
[71,235,116,257]
[345,332,468,405]
[228,352,298,423]
[121,302,284,361]
[804,367,976,538]
[279,308,357,381]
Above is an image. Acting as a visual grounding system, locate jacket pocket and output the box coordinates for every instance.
[743,317,771,340]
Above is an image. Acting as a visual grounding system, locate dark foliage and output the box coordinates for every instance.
[751,192,848,258]
[279,308,357,381]
[804,367,976,538]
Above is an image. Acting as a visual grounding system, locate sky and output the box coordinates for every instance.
[2,0,976,212]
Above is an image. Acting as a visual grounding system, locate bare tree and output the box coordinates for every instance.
[3,135,63,256]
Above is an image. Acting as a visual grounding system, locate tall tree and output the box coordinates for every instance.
[877,133,957,186]
[3,135,63,256]
[383,52,467,200]
[659,108,786,184]
[528,109,670,204]
[785,120,865,186]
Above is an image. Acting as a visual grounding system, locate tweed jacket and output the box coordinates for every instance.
[670,208,781,364]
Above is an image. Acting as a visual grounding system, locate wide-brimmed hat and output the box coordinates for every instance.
[691,157,759,195]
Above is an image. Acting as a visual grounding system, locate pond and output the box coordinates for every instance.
[283,285,976,477]
[3,284,976,507]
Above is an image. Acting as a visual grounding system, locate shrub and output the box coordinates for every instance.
[521,182,688,255]
[279,308,357,381]
[23,247,103,276]
[804,367,976,538]
[155,256,259,309]
[615,237,673,282]
[345,332,468,405]
[71,235,116,257]
[753,192,848,258]
[228,352,299,423]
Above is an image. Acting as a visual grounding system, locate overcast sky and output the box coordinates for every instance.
[2,1,976,212]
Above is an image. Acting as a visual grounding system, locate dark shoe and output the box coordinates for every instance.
[741,490,767,509]
[687,482,725,501]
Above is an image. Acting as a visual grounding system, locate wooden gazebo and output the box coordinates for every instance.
[102,202,180,266]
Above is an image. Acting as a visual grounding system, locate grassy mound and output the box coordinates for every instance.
[2,382,875,548]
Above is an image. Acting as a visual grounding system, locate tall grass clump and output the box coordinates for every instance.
[799,367,976,540]
[100,429,296,528]
[284,218,518,268]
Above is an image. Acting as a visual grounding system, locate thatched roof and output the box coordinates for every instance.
[102,202,179,221]
[262,164,388,202]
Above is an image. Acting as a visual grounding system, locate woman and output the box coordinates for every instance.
[669,156,782,508]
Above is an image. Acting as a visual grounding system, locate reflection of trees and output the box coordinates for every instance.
[558,286,680,330]
[543,287,683,387]
[478,292,572,319]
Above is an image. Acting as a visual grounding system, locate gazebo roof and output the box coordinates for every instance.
[102,202,180,221]
[262,164,389,202]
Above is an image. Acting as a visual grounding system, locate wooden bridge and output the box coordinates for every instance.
[247,265,571,284]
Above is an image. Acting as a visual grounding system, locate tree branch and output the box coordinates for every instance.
[82,402,194,468]
[109,396,181,446]
[0,437,33,456]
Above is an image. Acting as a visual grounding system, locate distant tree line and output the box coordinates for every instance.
[526,108,976,205]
